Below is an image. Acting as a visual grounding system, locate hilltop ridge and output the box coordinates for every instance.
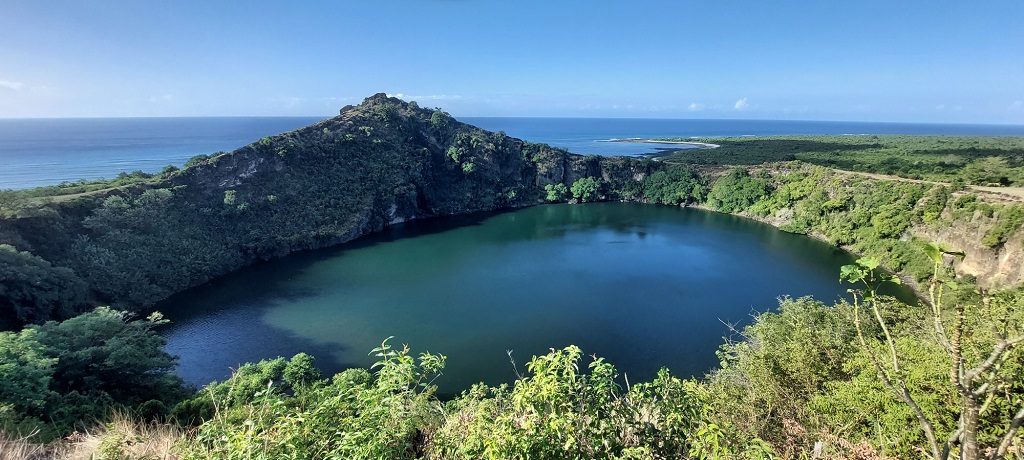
[0,94,656,323]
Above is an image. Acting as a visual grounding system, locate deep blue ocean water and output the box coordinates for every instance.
[0,117,323,190]
[2,116,1023,189]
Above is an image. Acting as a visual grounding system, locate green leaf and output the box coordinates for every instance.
[922,242,943,265]
[855,257,879,270]
[839,264,863,283]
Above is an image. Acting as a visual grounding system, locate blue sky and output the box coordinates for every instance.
[1,1,1022,123]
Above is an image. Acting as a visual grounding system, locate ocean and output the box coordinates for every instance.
[2,116,1023,190]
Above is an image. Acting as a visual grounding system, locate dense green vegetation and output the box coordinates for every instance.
[0,244,87,326]
[0,94,654,326]
[709,283,1024,459]
[1,97,1023,458]
[163,339,773,459]
[570,176,602,202]
[0,170,168,219]
[658,135,1024,185]
[0,307,184,439]
[640,166,708,206]
[700,163,1024,284]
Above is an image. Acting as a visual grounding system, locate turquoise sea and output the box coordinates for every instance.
[2,116,1023,189]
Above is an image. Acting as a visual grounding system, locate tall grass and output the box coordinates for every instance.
[0,431,50,460]
[1,411,187,460]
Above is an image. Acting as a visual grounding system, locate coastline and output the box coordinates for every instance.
[603,138,721,149]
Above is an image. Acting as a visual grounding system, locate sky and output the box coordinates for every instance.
[1,1,1022,123]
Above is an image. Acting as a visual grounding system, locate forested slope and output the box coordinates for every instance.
[693,163,1024,289]
[0,94,656,324]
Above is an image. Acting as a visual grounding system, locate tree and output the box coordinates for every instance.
[544,183,568,202]
[32,307,184,409]
[642,166,708,205]
[570,177,601,203]
[0,244,88,324]
[283,352,322,388]
[430,109,453,134]
[962,157,1011,186]
[0,329,56,418]
[706,168,772,213]
[841,245,1024,459]
[0,308,185,435]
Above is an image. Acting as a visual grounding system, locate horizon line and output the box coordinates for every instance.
[1,114,1023,127]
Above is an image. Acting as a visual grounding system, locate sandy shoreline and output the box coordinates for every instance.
[604,138,721,149]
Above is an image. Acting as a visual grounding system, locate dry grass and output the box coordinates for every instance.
[1,412,188,460]
[0,433,51,460]
[61,412,187,460]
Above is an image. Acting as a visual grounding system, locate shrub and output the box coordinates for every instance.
[544,183,568,202]
[570,177,602,203]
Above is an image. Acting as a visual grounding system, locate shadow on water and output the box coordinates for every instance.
[156,210,516,387]
[156,269,355,388]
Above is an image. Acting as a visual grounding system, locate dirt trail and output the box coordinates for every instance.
[48,186,122,202]
[970,185,1024,201]
[832,169,1024,203]
[22,185,126,207]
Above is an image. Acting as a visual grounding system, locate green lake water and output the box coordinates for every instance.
[160,203,907,393]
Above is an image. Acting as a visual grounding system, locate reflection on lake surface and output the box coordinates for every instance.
[160,203,910,394]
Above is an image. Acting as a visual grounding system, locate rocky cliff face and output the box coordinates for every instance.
[917,218,1024,289]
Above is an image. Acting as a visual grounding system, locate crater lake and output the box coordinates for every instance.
[158,202,912,394]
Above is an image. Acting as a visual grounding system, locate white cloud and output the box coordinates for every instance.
[688,102,705,111]
[734,98,749,111]
[0,80,25,91]
[1010,100,1024,111]
[387,93,462,101]
[422,94,462,101]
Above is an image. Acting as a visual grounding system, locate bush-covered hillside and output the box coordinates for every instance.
[0,94,658,325]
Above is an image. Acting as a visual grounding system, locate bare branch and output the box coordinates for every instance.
[943,425,964,459]
[953,301,967,395]
[963,335,1024,386]
[852,292,941,459]
[930,279,953,354]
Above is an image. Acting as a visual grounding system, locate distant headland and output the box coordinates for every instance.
[602,138,721,149]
